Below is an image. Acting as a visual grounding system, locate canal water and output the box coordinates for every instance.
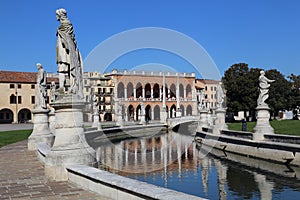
[94,127,300,199]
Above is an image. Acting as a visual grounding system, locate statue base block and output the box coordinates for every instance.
[213,108,228,134]
[92,114,100,128]
[45,96,96,181]
[28,109,54,150]
[160,111,168,124]
[197,109,208,132]
[253,105,274,141]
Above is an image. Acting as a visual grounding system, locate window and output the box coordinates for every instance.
[211,86,213,91]
[211,94,213,99]
[31,96,35,104]
[86,87,89,92]
[98,88,101,94]
[214,87,217,91]
[18,96,22,104]
[31,84,35,89]
[10,84,14,89]
[84,80,87,85]
[205,86,207,91]
[18,84,21,89]
[0,113,3,119]
[10,94,16,104]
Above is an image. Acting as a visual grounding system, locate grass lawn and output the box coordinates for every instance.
[0,129,32,148]
[227,120,300,136]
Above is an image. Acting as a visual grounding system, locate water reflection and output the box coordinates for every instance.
[94,129,300,199]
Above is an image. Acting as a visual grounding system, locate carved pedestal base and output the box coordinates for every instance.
[92,114,100,128]
[28,109,54,150]
[213,108,228,134]
[253,105,274,141]
[197,109,208,132]
[160,109,168,124]
[45,96,96,181]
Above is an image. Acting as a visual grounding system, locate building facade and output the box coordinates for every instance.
[0,71,57,123]
[196,79,221,111]
[83,72,114,121]
[105,70,198,122]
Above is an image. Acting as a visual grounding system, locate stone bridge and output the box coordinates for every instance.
[167,115,199,130]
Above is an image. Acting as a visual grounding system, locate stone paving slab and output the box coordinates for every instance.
[0,140,111,200]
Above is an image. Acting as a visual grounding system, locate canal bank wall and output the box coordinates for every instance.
[195,130,300,166]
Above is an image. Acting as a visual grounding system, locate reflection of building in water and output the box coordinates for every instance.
[97,132,199,180]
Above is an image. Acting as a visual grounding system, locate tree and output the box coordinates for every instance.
[265,69,292,117]
[288,74,300,109]
[222,63,293,120]
[222,63,259,117]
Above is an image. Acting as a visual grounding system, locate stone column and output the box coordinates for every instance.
[133,88,136,100]
[124,88,127,99]
[151,88,153,99]
[28,108,54,150]
[184,89,187,101]
[253,105,274,140]
[142,88,145,99]
[45,96,96,181]
[176,75,182,117]
[160,74,167,124]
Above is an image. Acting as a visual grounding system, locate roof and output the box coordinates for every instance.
[196,79,220,85]
[0,71,58,84]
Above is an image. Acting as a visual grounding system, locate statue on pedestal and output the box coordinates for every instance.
[92,94,99,115]
[56,8,83,99]
[257,71,275,107]
[35,63,47,110]
[216,82,225,109]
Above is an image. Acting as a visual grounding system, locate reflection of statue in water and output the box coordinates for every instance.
[56,8,83,99]
[257,71,275,106]
[216,82,225,108]
[36,63,47,109]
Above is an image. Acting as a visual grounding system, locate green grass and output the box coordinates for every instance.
[0,129,32,148]
[227,120,300,136]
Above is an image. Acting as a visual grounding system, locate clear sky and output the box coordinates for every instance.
[0,0,300,79]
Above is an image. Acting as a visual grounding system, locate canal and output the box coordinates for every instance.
[94,126,300,199]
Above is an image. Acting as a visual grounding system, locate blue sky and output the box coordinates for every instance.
[0,0,300,79]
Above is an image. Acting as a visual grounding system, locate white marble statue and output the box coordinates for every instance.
[140,102,145,115]
[92,94,99,114]
[257,71,275,106]
[198,90,205,110]
[56,8,83,99]
[216,82,225,108]
[35,63,47,109]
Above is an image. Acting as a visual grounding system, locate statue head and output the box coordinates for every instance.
[260,70,265,75]
[36,63,42,70]
[56,8,67,21]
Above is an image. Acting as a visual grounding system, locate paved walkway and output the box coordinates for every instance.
[0,141,111,200]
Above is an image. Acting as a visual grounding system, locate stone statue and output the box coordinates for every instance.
[216,82,225,108]
[56,8,83,99]
[50,81,56,102]
[257,71,275,106]
[36,63,47,109]
[198,90,205,110]
[117,102,123,116]
[92,94,99,115]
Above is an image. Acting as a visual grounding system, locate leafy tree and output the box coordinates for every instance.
[288,74,300,109]
[265,69,292,117]
[223,63,293,120]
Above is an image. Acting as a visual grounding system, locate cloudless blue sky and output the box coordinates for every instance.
[1,0,300,79]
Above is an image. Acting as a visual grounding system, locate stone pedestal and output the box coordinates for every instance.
[48,108,55,135]
[28,109,54,150]
[176,109,182,118]
[116,114,125,127]
[213,108,228,134]
[160,109,168,124]
[92,114,100,128]
[197,109,208,132]
[139,114,146,125]
[253,105,274,140]
[45,96,96,181]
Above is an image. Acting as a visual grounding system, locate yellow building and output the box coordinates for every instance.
[195,79,221,110]
[0,71,57,123]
